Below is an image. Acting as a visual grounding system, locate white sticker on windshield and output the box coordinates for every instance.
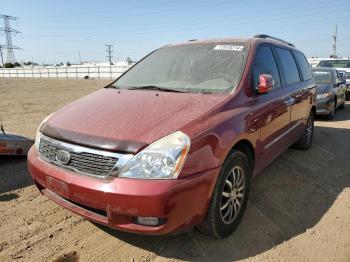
[214,45,244,51]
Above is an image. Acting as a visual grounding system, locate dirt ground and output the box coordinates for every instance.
[0,78,349,262]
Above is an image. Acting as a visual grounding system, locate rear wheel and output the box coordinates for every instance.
[197,151,251,238]
[346,92,350,101]
[293,111,314,150]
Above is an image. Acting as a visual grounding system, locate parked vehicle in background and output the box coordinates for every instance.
[312,68,346,119]
[0,123,34,155]
[316,59,350,100]
[28,35,316,238]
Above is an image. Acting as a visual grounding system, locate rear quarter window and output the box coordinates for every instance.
[275,48,301,85]
[293,51,313,81]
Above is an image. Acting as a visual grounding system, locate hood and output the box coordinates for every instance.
[42,89,227,153]
[316,84,332,94]
[334,68,350,73]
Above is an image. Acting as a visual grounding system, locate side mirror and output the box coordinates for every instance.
[257,74,273,94]
[339,78,346,85]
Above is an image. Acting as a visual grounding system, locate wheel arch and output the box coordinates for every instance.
[311,105,316,116]
[227,139,255,174]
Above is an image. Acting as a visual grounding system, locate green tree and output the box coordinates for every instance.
[4,63,14,68]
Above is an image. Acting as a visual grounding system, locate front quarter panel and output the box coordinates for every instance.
[180,99,259,177]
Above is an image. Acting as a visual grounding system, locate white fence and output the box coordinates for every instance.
[0,65,132,79]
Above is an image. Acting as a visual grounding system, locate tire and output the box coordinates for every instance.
[325,101,335,120]
[339,99,345,109]
[196,150,251,238]
[293,111,314,150]
[346,93,350,101]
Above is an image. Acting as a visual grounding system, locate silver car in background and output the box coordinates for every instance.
[316,59,350,100]
[312,67,346,119]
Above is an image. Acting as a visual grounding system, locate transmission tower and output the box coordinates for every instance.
[0,14,21,63]
[0,45,4,66]
[105,44,113,65]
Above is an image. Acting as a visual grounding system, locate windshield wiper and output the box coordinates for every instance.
[105,85,120,89]
[128,85,188,93]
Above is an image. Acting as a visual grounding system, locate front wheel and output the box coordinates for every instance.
[293,111,314,150]
[326,101,336,120]
[196,151,251,238]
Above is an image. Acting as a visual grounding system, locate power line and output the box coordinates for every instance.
[22,0,237,23]
[20,0,340,24]
[25,6,350,39]
[0,14,21,63]
[105,44,113,65]
[22,0,185,20]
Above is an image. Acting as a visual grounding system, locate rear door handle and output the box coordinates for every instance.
[304,86,315,91]
[284,97,295,106]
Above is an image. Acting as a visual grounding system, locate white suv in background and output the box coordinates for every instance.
[317,59,350,100]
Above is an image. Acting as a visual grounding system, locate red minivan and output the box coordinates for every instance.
[28,35,316,238]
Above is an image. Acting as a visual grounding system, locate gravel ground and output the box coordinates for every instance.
[0,78,349,262]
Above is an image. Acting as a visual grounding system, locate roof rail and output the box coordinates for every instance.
[254,34,295,47]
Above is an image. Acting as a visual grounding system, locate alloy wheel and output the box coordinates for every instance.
[220,166,245,224]
[306,115,313,141]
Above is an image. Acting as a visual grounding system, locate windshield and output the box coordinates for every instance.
[317,59,350,68]
[312,70,332,84]
[112,43,249,94]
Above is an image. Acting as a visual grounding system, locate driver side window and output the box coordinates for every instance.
[253,46,281,90]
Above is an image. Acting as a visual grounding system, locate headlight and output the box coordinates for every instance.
[118,131,190,179]
[35,113,54,150]
[316,92,332,100]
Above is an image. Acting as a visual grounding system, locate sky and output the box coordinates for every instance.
[1,0,350,64]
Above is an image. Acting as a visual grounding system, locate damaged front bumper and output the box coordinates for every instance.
[27,146,219,235]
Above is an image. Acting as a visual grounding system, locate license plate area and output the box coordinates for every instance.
[45,176,70,199]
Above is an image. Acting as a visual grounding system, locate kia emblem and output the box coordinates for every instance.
[55,150,71,165]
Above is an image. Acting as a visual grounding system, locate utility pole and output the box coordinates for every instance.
[78,51,81,64]
[332,25,337,58]
[105,44,113,65]
[0,14,21,63]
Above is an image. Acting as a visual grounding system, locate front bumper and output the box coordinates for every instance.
[27,146,220,235]
[316,97,333,115]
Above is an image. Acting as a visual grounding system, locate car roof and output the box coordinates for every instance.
[312,67,337,72]
[318,58,350,61]
[167,36,299,51]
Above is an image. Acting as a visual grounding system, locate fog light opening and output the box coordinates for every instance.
[135,217,164,227]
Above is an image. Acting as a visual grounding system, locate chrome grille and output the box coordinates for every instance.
[38,135,133,178]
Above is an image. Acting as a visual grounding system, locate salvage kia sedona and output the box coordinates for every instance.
[28,35,316,238]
